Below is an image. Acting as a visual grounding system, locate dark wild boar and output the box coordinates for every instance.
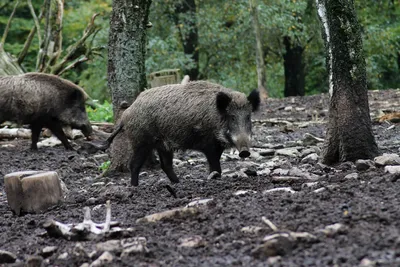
[101,81,260,186]
[0,72,93,150]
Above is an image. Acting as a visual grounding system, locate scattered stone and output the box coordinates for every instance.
[4,171,63,215]
[92,182,105,187]
[302,133,324,146]
[267,256,282,265]
[243,167,257,176]
[355,159,375,171]
[252,233,294,258]
[178,235,206,248]
[271,176,303,183]
[318,223,348,237]
[90,251,113,267]
[37,136,62,148]
[80,263,90,267]
[136,207,199,223]
[384,166,400,174]
[234,190,257,196]
[359,258,376,267]
[73,243,88,258]
[302,182,319,189]
[96,240,121,253]
[276,148,300,158]
[301,153,319,164]
[121,237,149,257]
[263,187,296,194]
[25,255,43,267]
[185,198,214,208]
[0,250,17,264]
[257,168,271,176]
[374,153,400,166]
[41,246,58,258]
[57,252,68,260]
[272,168,289,176]
[207,171,221,180]
[241,226,263,234]
[313,188,326,193]
[344,173,359,179]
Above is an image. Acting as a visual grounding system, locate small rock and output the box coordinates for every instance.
[272,168,289,176]
[252,233,294,258]
[90,251,113,267]
[384,166,400,174]
[207,171,221,180]
[80,263,90,267]
[92,182,105,187]
[57,252,68,260]
[301,153,319,164]
[257,168,271,176]
[374,153,400,166]
[121,237,149,257]
[178,235,206,248]
[243,167,257,176]
[276,148,300,158]
[263,187,296,194]
[355,159,375,171]
[41,246,58,258]
[234,190,257,196]
[302,182,319,189]
[96,240,121,253]
[0,250,17,264]
[359,258,376,267]
[241,226,263,234]
[344,173,359,179]
[267,256,282,265]
[25,255,43,267]
[73,243,88,258]
[318,223,348,237]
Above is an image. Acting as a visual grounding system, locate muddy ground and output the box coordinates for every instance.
[0,89,400,267]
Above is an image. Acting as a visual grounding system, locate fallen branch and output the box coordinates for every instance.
[43,200,120,241]
[261,216,278,232]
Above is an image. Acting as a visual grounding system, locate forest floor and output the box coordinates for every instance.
[1,89,400,267]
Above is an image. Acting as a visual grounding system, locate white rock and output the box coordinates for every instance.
[318,223,347,237]
[241,226,263,234]
[384,165,400,174]
[90,251,113,267]
[96,240,121,252]
[57,252,68,260]
[374,153,400,166]
[301,153,319,164]
[37,136,62,148]
[272,168,289,176]
[275,148,300,158]
[302,133,324,146]
[178,235,206,248]
[263,187,296,194]
[234,190,257,196]
[121,237,149,257]
[344,173,359,179]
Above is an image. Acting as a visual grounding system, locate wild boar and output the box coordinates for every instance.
[100,81,260,186]
[0,72,93,150]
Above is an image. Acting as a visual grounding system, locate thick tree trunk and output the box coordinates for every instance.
[316,0,379,164]
[283,36,305,97]
[174,0,199,80]
[108,0,152,172]
[249,0,268,99]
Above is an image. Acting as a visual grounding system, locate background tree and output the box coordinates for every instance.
[316,0,379,163]
[107,0,152,172]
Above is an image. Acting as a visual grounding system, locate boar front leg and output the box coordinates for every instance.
[157,149,180,184]
[46,120,73,150]
[203,145,224,174]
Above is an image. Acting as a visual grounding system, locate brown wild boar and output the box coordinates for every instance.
[99,81,260,186]
[0,72,93,150]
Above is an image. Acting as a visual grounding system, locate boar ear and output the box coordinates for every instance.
[70,89,83,102]
[247,89,260,112]
[216,92,232,113]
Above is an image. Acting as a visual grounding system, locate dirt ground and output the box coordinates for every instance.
[1,89,400,267]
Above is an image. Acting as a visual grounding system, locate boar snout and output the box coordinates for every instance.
[231,134,252,158]
[80,124,93,139]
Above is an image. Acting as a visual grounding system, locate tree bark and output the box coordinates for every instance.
[173,0,199,80]
[249,0,268,100]
[316,0,379,164]
[108,0,152,172]
[283,36,305,97]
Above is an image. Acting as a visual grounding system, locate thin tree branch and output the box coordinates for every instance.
[57,56,89,76]
[1,0,19,46]
[27,0,42,46]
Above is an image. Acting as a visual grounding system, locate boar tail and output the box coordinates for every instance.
[92,123,124,151]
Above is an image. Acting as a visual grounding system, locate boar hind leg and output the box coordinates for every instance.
[30,123,43,150]
[47,121,73,150]
[204,146,224,174]
[130,145,152,186]
[157,149,179,184]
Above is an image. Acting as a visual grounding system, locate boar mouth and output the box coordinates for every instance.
[230,134,252,158]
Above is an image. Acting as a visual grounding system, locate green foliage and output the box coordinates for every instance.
[99,160,111,172]
[87,100,113,122]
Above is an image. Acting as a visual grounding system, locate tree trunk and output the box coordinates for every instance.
[249,0,268,100]
[283,36,305,97]
[316,0,379,164]
[173,0,199,80]
[108,0,152,172]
